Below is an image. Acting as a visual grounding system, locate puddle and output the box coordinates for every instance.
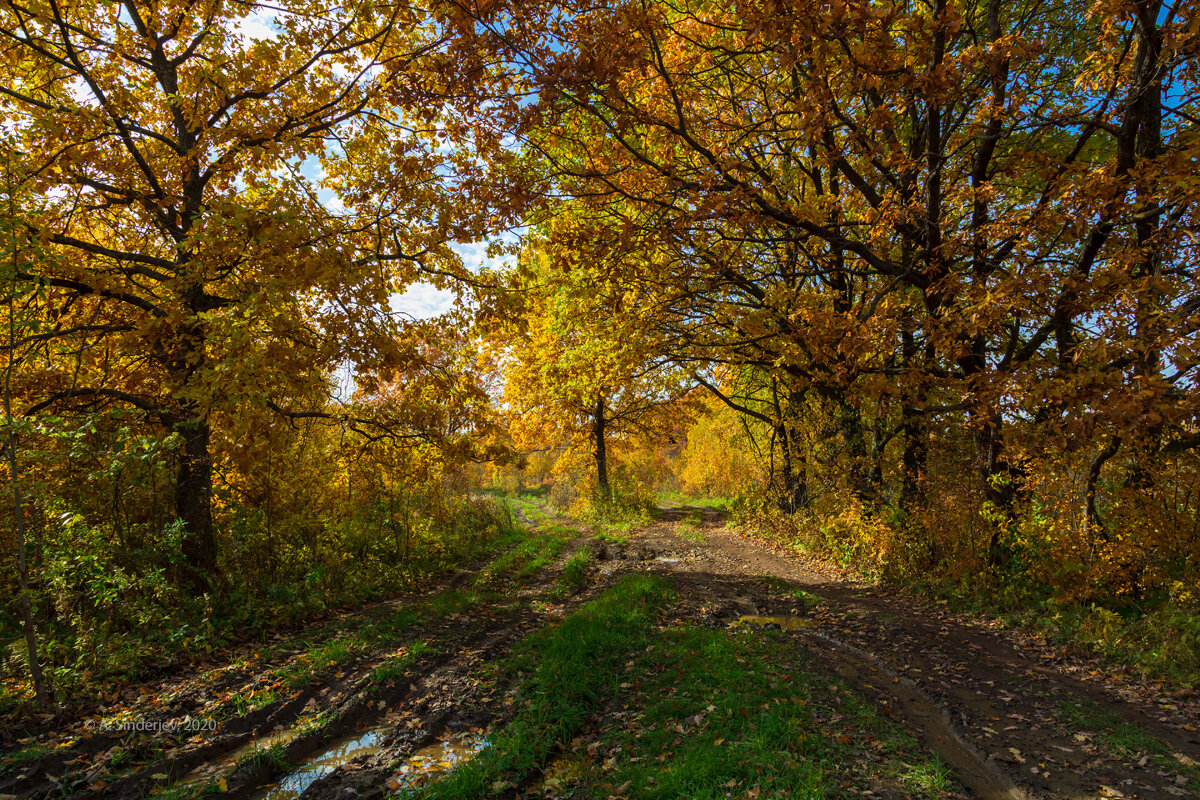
[655,556,681,563]
[173,728,303,791]
[250,729,384,799]
[386,732,490,793]
[534,754,587,794]
[733,615,812,632]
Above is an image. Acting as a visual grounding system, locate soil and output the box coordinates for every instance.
[4,505,1199,800]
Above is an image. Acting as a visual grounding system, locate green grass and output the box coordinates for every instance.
[409,574,954,800]
[369,642,433,693]
[236,740,290,773]
[658,492,733,510]
[678,510,707,542]
[278,637,361,688]
[110,746,133,770]
[429,588,476,616]
[592,529,631,545]
[1061,700,1164,755]
[409,574,672,799]
[474,527,572,588]
[495,491,554,523]
[566,625,955,799]
[153,781,223,800]
[232,687,277,716]
[558,550,592,594]
[267,527,552,691]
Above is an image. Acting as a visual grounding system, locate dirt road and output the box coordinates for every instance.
[635,506,1200,800]
[5,505,1198,800]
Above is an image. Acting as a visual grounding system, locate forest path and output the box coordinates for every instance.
[7,505,1199,800]
[636,505,1200,800]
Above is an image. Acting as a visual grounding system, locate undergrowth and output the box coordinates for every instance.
[739,504,1200,687]
[1,499,521,717]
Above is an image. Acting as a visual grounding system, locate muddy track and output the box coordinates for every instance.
[799,628,1029,800]
[0,529,587,800]
[640,507,1200,800]
[10,508,1199,800]
[263,537,653,800]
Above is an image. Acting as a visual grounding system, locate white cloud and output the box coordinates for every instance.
[391,282,456,319]
[235,9,279,41]
[451,233,520,274]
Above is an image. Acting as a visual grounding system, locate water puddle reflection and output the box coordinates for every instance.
[250,729,384,799]
[386,732,490,793]
[733,615,811,632]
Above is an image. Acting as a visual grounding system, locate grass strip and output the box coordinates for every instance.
[412,574,672,798]
[574,625,956,799]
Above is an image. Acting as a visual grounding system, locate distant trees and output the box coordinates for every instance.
[491,227,694,499]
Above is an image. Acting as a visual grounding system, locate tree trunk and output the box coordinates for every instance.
[174,410,216,587]
[1125,0,1164,491]
[899,320,927,508]
[4,226,49,706]
[973,412,1024,567]
[1086,436,1121,550]
[837,394,872,503]
[775,423,809,513]
[769,380,808,513]
[6,435,49,706]
[593,394,609,498]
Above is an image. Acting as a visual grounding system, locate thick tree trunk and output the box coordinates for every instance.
[868,415,886,494]
[972,412,1025,568]
[1125,1,1163,492]
[900,408,926,508]
[769,380,808,513]
[593,394,609,498]
[837,395,872,503]
[174,411,216,587]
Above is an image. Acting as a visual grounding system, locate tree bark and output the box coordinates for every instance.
[5,198,49,706]
[6,433,48,706]
[593,394,609,498]
[771,380,808,513]
[1086,435,1121,549]
[1125,0,1164,491]
[173,410,216,587]
[899,316,927,508]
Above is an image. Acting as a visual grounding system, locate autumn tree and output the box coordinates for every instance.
[0,0,507,584]
[457,0,1200,577]
[492,229,694,499]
